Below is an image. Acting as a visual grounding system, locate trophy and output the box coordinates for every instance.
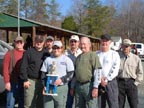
[45,61,58,96]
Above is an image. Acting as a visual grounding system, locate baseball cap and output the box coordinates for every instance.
[70,35,79,41]
[53,41,62,47]
[46,36,54,41]
[122,39,132,46]
[100,34,111,41]
[15,36,24,42]
[35,35,45,42]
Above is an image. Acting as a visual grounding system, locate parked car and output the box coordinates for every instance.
[131,43,144,58]
[110,36,122,51]
[0,40,13,93]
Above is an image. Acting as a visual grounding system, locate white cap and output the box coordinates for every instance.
[123,39,132,46]
[70,35,79,41]
[53,41,62,47]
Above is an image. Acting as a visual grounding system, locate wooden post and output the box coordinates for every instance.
[32,26,36,46]
[6,30,9,43]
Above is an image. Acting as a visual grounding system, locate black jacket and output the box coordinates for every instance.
[20,47,50,81]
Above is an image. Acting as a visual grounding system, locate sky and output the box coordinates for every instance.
[56,0,72,16]
[51,0,125,16]
[56,0,106,16]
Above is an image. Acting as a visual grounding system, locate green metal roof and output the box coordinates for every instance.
[0,13,100,40]
[0,13,38,27]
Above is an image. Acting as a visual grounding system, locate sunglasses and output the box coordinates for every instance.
[70,40,77,43]
[123,45,130,48]
[52,47,61,50]
[15,40,23,44]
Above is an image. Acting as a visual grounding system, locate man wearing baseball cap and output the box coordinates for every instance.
[20,35,48,108]
[45,36,54,53]
[117,39,143,108]
[65,35,82,108]
[41,40,74,108]
[3,36,25,108]
[96,34,120,108]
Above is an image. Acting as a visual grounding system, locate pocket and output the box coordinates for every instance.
[127,64,137,73]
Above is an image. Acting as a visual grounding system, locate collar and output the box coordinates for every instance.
[69,48,82,55]
[122,52,132,58]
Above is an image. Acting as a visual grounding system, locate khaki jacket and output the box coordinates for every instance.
[118,52,143,86]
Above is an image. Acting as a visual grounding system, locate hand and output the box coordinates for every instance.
[54,78,62,86]
[42,87,46,95]
[101,77,107,87]
[70,88,74,96]
[24,81,31,89]
[5,82,11,91]
[92,88,98,98]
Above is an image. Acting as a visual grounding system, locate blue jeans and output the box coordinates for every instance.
[6,79,24,108]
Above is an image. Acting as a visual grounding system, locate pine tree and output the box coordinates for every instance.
[83,0,111,37]
[62,16,78,32]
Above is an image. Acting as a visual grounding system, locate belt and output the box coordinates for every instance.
[118,78,135,81]
[77,81,90,85]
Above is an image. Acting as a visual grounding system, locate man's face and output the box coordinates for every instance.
[52,46,63,57]
[122,45,131,54]
[70,39,79,49]
[15,40,24,50]
[45,39,53,49]
[35,41,44,50]
[80,38,91,53]
[100,39,111,49]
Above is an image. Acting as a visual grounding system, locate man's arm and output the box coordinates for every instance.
[3,51,11,83]
[61,71,74,83]
[19,51,29,81]
[93,68,102,88]
[92,68,102,98]
[106,52,120,81]
[3,51,11,91]
[134,57,143,86]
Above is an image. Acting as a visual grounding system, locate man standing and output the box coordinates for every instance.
[65,35,82,108]
[20,35,48,108]
[96,34,120,108]
[74,37,101,108]
[45,35,54,53]
[118,39,143,108]
[41,41,74,108]
[3,36,25,108]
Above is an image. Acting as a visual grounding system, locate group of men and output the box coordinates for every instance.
[2,34,143,108]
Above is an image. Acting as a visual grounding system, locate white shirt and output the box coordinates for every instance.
[41,54,74,85]
[65,48,82,64]
[96,50,120,81]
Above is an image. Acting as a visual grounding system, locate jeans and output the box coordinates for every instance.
[6,79,24,108]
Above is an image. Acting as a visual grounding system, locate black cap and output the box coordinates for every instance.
[35,35,45,42]
[100,34,111,41]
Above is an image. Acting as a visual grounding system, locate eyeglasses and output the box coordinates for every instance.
[52,47,61,50]
[70,40,77,43]
[15,40,23,44]
[123,45,129,48]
